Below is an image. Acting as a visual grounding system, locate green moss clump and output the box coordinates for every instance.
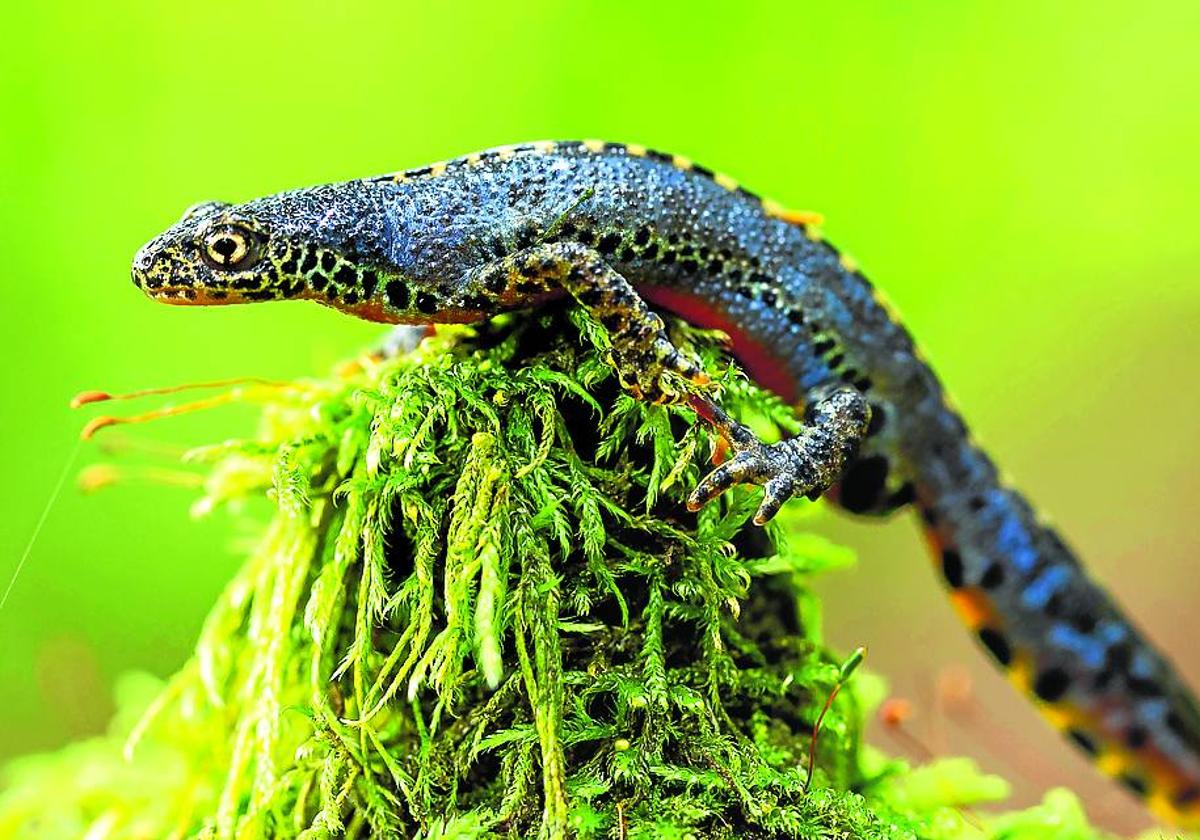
[0,305,1150,839]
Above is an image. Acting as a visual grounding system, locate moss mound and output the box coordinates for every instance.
[0,305,1151,839]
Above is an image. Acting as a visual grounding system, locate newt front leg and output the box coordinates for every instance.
[688,389,870,524]
[467,241,871,523]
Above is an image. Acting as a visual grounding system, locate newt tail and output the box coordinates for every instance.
[132,140,1200,826]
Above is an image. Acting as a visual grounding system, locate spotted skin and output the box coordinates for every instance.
[133,140,1200,826]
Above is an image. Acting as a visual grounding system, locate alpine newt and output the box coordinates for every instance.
[131,140,1200,827]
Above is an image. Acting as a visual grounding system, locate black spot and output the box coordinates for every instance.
[812,338,836,355]
[691,163,714,178]
[736,185,760,201]
[361,270,378,299]
[243,289,277,301]
[415,292,438,314]
[978,628,1012,666]
[1119,773,1149,797]
[633,226,652,247]
[1070,612,1098,634]
[334,265,356,287]
[735,285,754,299]
[678,244,695,259]
[1066,728,1099,756]
[1125,726,1149,749]
[600,313,623,331]
[1166,710,1200,754]
[968,495,987,512]
[405,165,432,177]
[941,549,965,588]
[837,455,890,514]
[602,142,625,153]
[576,229,595,246]
[515,226,537,249]
[726,267,743,283]
[280,256,298,275]
[680,260,698,275]
[1126,675,1163,697]
[618,246,635,261]
[1033,667,1071,702]
[979,563,1006,590]
[1045,592,1065,619]
[516,280,543,293]
[597,232,622,255]
[342,291,359,305]
[1094,643,1128,691]
[826,352,845,368]
[320,252,336,272]
[577,287,605,306]
[310,274,328,292]
[641,242,659,260]
[385,281,409,308]
[484,272,506,293]
[300,252,318,273]
[511,143,535,153]
[208,290,228,300]
[920,505,940,526]
[646,148,672,163]
[659,250,676,266]
[1175,786,1200,807]
[787,308,805,325]
[749,271,771,286]
[854,376,874,392]
[1107,643,1134,671]
[761,289,777,307]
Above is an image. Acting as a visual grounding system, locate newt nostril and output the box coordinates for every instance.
[133,245,155,273]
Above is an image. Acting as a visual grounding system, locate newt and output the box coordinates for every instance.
[131,140,1200,827]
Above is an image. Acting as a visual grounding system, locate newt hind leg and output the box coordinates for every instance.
[467,241,871,524]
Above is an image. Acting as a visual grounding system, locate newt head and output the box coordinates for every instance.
[132,199,285,306]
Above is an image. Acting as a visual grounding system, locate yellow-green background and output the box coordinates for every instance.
[1,1,1197,832]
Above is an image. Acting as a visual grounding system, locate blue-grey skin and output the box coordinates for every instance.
[132,141,1200,823]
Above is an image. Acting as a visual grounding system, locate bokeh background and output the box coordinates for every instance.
[1,1,1197,832]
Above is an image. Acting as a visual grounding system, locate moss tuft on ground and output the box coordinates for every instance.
[0,305,1156,839]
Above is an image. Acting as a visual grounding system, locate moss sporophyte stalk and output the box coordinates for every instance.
[0,307,1152,838]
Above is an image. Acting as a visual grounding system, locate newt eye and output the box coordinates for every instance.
[202,225,258,269]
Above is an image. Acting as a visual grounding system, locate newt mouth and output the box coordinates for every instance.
[150,287,201,303]
[147,286,242,304]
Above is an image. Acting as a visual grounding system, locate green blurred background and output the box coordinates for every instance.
[1,0,1196,832]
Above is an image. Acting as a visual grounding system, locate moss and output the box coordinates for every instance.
[0,305,1157,839]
